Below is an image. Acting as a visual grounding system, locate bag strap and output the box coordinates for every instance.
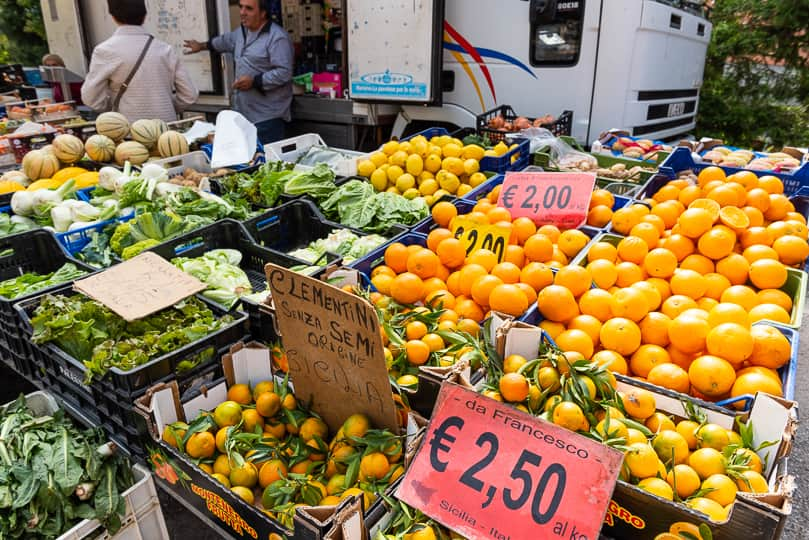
[112,35,154,112]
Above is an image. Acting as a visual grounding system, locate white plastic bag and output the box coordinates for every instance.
[210,111,257,168]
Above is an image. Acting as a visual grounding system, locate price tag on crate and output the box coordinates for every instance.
[450,217,510,262]
[397,383,623,540]
[497,171,596,229]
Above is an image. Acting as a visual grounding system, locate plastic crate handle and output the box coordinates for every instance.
[173,238,205,256]
[255,214,281,232]
[715,394,753,410]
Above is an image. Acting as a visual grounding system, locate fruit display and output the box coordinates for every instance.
[376,498,465,539]
[485,113,555,132]
[604,137,673,161]
[162,378,406,529]
[356,134,509,206]
[701,146,802,171]
[483,340,776,524]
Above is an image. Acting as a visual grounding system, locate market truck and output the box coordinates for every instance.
[348,0,713,143]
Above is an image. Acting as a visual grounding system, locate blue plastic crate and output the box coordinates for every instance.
[659,147,809,196]
[410,198,475,235]
[55,214,135,255]
[200,142,265,171]
[402,127,529,174]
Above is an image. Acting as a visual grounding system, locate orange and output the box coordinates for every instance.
[669,269,708,300]
[610,287,649,322]
[552,401,587,432]
[706,323,753,366]
[556,328,595,359]
[359,452,391,481]
[678,185,704,207]
[427,228,454,252]
[471,275,503,307]
[371,265,396,279]
[259,459,288,488]
[641,214,667,235]
[766,221,790,241]
[467,248,498,272]
[422,277,448,297]
[512,217,537,244]
[757,289,793,312]
[624,442,660,479]
[591,189,615,208]
[639,311,672,347]
[632,281,662,311]
[520,262,554,292]
[186,431,216,459]
[668,314,710,354]
[715,253,749,285]
[558,229,590,258]
[407,248,439,279]
[707,184,742,207]
[745,187,771,212]
[458,264,488,296]
[703,272,732,300]
[615,261,645,287]
[667,464,702,499]
[537,285,579,322]
[539,320,566,340]
[491,261,522,284]
[629,344,670,378]
[384,243,409,273]
[748,303,790,324]
[568,314,602,344]
[587,241,618,263]
[719,206,750,230]
[405,321,429,340]
[654,184,681,202]
[617,236,649,264]
[659,233,694,261]
[405,339,431,365]
[646,277,672,302]
[554,265,592,297]
[764,194,790,221]
[787,211,808,224]
[748,258,787,289]
[499,373,530,402]
[503,245,525,267]
[743,244,779,263]
[390,273,425,304]
[697,166,726,185]
[731,371,783,403]
[661,295,698,319]
[758,175,784,194]
[652,430,690,465]
[488,284,529,317]
[431,201,458,227]
[578,289,614,322]
[600,317,642,356]
[708,303,749,328]
[587,205,613,228]
[698,297,719,311]
[436,238,467,268]
[743,206,765,227]
[446,271,462,296]
[680,253,715,275]
[686,497,728,523]
[592,350,628,375]
[688,447,726,480]
[371,274,394,295]
[637,477,674,501]
[688,355,736,397]
[698,226,736,260]
[643,248,678,278]
[701,474,738,507]
[422,333,445,352]
[587,259,618,289]
[720,285,758,311]
[524,233,554,262]
[611,207,643,235]
[227,384,253,405]
[515,282,538,305]
[678,208,714,239]
[457,317,481,336]
[487,206,511,223]
[651,200,684,229]
[622,387,657,420]
[689,198,721,222]
[772,235,809,265]
[455,298,485,322]
[537,224,561,242]
[631,222,661,248]
[648,363,690,394]
[735,470,770,494]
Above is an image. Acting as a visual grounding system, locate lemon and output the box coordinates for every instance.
[439,172,460,194]
[493,142,509,156]
[457,184,473,197]
[469,172,487,187]
[418,170,435,183]
[424,154,442,173]
[406,154,424,176]
[429,144,443,156]
[463,158,480,175]
[402,188,420,200]
[433,189,450,201]
[450,137,463,147]
[442,143,462,158]
[382,140,399,155]
[419,178,438,196]
[462,144,485,161]
[357,159,376,177]
[424,195,436,207]
[442,156,465,176]
[410,139,429,158]
[398,141,411,154]
[369,151,388,168]
[395,173,416,192]
[389,150,408,167]
[484,149,498,157]
[397,374,419,387]
[436,135,452,147]
[386,165,404,183]
[370,169,388,191]
[386,186,401,195]
[231,486,254,504]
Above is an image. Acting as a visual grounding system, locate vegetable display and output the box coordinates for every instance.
[320,180,428,233]
[219,162,337,208]
[0,396,133,538]
[289,228,388,266]
[30,294,235,383]
[0,263,89,300]
[171,249,253,309]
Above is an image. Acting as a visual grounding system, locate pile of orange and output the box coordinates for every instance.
[370,187,593,323]
[586,188,620,228]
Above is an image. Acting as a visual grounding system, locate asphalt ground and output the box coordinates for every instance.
[2,320,806,539]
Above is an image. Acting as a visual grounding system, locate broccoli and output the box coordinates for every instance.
[109,222,133,255]
[121,238,161,260]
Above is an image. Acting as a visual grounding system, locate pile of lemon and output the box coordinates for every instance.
[356,134,517,206]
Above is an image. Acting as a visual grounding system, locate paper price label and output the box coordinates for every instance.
[450,217,511,263]
[397,383,623,540]
[497,171,596,229]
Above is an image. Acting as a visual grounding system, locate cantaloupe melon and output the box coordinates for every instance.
[130,119,162,149]
[22,150,60,181]
[96,112,130,141]
[85,134,116,162]
[52,134,85,164]
[156,130,188,158]
[114,141,150,166]
[153,119,168,136]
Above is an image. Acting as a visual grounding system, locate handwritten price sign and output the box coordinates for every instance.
[397,383,623,540]
[497,171,596,229]
[450,217,511,263]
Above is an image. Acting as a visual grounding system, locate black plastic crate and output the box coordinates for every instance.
[143,218,316,310]
[0,230,95,380]
[242,296,279,345]
[15,284,248,429]
[476,105,573,142]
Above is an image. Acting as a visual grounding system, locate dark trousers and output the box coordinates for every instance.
[255,118,286,145]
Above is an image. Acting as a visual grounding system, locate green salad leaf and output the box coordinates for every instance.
[0,263,88,300]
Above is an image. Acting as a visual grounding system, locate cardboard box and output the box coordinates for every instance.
[491,321,797,540]
[135,341,426,540]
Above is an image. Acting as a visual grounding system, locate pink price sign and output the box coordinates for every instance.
[497,171,597,228]
[397,383,623,540]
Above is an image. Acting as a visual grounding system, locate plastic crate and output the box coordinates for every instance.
[659,147,809,196]
[56,213,135,255]
[200,141,265,171]
[476,105,573,141]
[149,150,211,177]
[0,230,95,379]
[144,218,311,311]
[264,133,369,176]
[402,127,529,174]
[593,132,670,163]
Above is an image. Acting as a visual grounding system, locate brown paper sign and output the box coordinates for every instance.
[73,251,206,321]
[265,263,399,434]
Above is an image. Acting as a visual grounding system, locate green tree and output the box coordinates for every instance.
[697,0,809,148]
[0,0,48,66]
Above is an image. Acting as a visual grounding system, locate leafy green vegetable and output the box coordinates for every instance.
[172,249,253,309]
[0,213,38,238]
[0,395,132,538]
[320,180,428,233]
[76,227,116,269]
[288,228,387,265]
[31,294,234,383]
[0,263,89,300]
[282,163,337,201]
[219,161,294,208]
[121,239,161,260]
